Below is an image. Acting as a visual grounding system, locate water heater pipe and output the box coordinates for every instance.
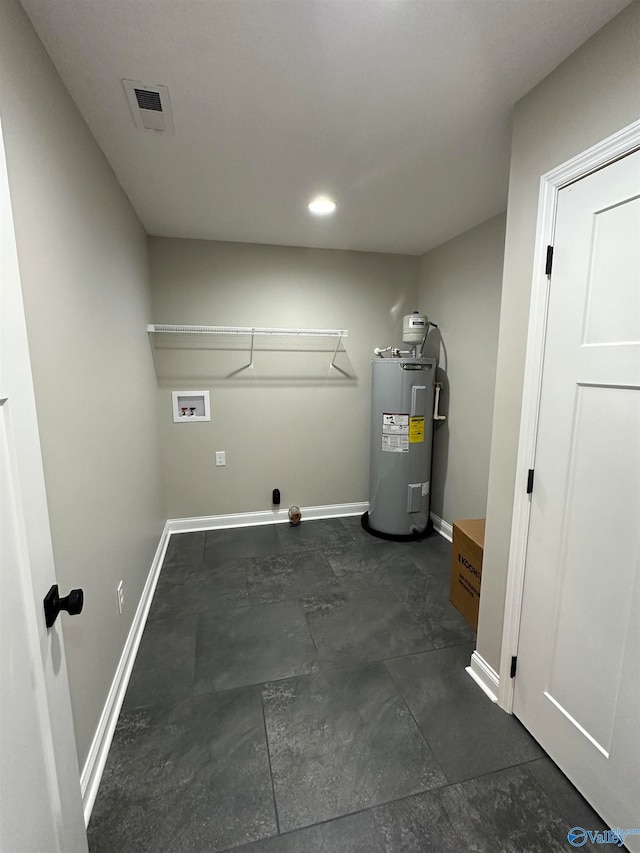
[374,318,439,359]
[434,382,447,421]
[373,346,411,357]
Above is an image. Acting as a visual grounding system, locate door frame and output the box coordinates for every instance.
[497,118,640,713]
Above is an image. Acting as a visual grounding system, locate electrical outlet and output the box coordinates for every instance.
[215,451,226,467]
[117,580,124,615]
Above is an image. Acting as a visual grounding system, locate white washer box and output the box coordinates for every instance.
[171,390,210,422]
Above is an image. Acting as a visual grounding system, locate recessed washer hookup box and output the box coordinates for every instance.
[450,518,485,632]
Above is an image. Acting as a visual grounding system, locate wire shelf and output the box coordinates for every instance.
[147,324,348,337]
[147,324,353,379]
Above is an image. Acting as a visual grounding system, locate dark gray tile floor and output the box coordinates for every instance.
[88,517,610,853]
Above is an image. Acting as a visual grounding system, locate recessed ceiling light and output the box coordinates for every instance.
[308,196,337,216]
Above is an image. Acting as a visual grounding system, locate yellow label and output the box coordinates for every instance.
[409,416,425,443]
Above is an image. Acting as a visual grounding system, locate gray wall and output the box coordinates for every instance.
[0,0,165,768]
[478,0,640,672]
[149,237,419,518]
[418,213,505,524]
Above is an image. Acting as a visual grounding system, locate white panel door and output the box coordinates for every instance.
[514,150,640,846]
[0,119,87,851]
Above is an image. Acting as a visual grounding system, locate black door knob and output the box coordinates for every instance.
[43,584,84,628]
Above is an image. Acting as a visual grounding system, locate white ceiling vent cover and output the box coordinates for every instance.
[122,79,174,132]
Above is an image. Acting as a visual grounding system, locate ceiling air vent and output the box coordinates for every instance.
[122,79,174,133]
[134,88,162,112]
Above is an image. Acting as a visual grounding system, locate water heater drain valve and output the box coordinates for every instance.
[288,505,302,525]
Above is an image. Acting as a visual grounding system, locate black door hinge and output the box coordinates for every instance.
[545,245,554,276]
[526,469,535,494]
[510,656,518,678]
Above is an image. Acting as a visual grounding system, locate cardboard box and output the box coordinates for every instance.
[450,519,485,632]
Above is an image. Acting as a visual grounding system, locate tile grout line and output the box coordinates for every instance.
[217,763,529,853]
[519,756,612,833]
[303,609,321,657]
[180,639,482,705]
[260,690,281,837]
[381,658,451,788]
[381,640,475,665]
[386,578,437,646]
[219,758,565,853]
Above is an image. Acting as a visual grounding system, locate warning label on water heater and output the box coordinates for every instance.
[382,413,409,452]
[409,416,425,443]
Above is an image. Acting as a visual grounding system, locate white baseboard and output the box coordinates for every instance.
[430,512,453,542]
[80,521,171,825]
[167,501,369,533]
[466,650,500,703]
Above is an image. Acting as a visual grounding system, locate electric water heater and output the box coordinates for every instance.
[365,356,436,538]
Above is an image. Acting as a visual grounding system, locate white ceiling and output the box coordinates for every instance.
[20,0,630,255]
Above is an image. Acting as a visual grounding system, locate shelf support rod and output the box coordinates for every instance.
[330,335,354,378]
[330,334,342,369]
[225,330,255,378]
